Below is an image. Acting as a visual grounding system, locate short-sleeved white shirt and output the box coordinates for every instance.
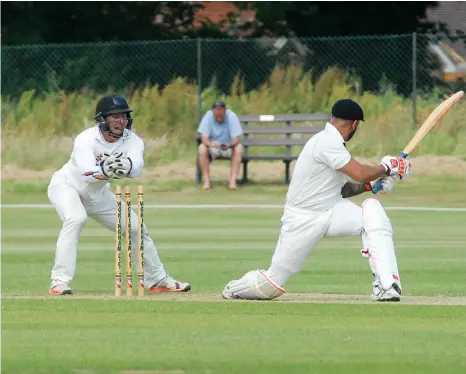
[285,123,352,210]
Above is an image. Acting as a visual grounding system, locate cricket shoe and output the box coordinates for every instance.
[371,281,402,302]
[48,285,73,295]
[148,276,191,293]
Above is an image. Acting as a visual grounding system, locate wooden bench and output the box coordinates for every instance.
[195,113,329,184]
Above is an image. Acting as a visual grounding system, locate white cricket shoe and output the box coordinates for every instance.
[48,285,73,295]
[371,280,402,302]
[148,275,191,293]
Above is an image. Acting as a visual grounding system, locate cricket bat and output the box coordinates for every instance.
[372,90,464,193]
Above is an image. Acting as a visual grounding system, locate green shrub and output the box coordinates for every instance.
[2,67,465,170]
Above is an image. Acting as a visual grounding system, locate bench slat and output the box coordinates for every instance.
[238,114,329,122]
[243,138,309,146]
[243,155,299,161]
[243,126,324,134]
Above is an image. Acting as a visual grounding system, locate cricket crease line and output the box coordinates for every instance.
[2,204,466,211]
[3,293,466,306]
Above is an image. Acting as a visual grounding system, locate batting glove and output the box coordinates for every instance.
[380,156,411,178]
[378,176,397,194]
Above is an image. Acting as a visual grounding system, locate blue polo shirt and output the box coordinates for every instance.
[197,109,243,144]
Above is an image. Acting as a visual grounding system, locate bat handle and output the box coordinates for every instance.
[372,152,409,194]
[371,178,383,194]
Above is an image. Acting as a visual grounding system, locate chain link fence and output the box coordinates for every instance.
[2,33,465,120]
[1,40,198,96]
[200,35,416,96]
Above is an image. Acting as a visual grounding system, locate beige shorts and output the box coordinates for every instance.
[208,144,242,160]
[209,147,232,160]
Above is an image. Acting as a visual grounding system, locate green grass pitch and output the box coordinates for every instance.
[2,201,466,374]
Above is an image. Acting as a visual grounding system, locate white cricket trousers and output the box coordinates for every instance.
[266,198,401,291]
[47,175,167,288]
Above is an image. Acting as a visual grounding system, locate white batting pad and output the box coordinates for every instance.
[361,198,401,291]
[222,269,286,300]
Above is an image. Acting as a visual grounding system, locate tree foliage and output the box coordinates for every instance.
[234,1,444,96]
[0,1,224,45]
[248,2,440,37]
[1,1,455,98]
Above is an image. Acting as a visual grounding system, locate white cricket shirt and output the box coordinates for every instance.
[52,126,145,196]
[285,123,352,210]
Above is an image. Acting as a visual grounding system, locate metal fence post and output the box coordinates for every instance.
[412,32,417,127]
[197,37,202,124]
[195,37,203,184]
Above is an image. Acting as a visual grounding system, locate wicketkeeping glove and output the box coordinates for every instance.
[107,157,133,178]
[100,152,123,178]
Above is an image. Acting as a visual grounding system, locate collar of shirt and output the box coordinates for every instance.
[94,126,104,142]
[325,122,346,147]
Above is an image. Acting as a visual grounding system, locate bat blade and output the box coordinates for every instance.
[402,90,464,157]
[372,90,464,194]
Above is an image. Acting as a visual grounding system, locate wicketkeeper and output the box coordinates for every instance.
[222,99,410,302]
[47,94,191,295]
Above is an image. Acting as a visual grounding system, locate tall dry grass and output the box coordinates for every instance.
[2,67,465,172]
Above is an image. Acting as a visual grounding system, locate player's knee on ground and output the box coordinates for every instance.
[222,269,286,300]
[64,211,87,228]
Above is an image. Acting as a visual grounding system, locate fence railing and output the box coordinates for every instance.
[2,33,465,124]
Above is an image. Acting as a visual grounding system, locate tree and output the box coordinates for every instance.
[237,2,443,96]
[248,2,440,37]
[0,1,221,45]
[0,1,229,96]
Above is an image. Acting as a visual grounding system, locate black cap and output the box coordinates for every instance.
[331,99,364,121]
[212,100,226,109]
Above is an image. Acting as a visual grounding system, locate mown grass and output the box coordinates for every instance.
[2,206,466,296]
[2,174,466,206]
[2,67,465,172]
[4,299,466,374]
[2,206,466,374]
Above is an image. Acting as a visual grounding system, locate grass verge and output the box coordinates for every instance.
[2,207,466,374]
[2,67,466,171]
[2,173,466,207]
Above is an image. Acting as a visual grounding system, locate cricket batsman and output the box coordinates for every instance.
[47,94,191,295]
[222,99,410,302]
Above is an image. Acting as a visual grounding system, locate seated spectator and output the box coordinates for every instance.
[197,101,243,190]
